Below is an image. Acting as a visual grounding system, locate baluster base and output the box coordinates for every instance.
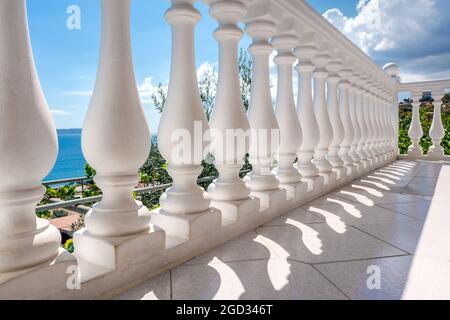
[301,175,325,193]
[0,248,77,299]
[151,208,221,242]
[428,146,445,160]
[251,189,287,214]
[74,226,165,283]
[211,197,260,226]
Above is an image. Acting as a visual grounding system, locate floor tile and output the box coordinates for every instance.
[171,259,347,300]
[117,271,171,300]
[355,220,450,261]
[416,163,450,177]
[328,187,431,206]
[184,231,277,266]
[256,223,406,264]
[263,207,324,227]
[378,201,433,220]
[316,256,450,300]
[302,202,416,228]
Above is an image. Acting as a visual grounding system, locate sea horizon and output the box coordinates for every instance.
[45,129,157,182]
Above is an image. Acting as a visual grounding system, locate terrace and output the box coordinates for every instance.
[0,0,449,300]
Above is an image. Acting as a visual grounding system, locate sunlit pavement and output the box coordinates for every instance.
[118,160,450,300]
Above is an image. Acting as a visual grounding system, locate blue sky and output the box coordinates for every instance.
[27,0,450,129]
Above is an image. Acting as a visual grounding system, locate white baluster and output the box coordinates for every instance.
[407,94,424,158]
[326,61,345,172]
[295,44,320,179]
[378,94,388,155]
[0,0,75,294]
[341,74,361,167]
[383,63,401,158]
[205,0,259,222]
[337,69,355,170]
[312,52,334,178]
[152,0,221,240]
[356,85,370,165]
[369,90,382,158]
[75,0,164,281]
[378,92,388,157]
[244,4,285,209]
[362,87,375,161]
[273,20,307,200]
[428,93,445,159]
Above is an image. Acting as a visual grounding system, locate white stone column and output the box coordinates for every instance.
[0,0,75,295]
[407,93,424,158]
[295,45,320,179]
[377,94,388,155]
[356,86,370,163]
[428,93,445,159]
[151,0,221,240]
[205,0,259,223]
[326,61,345,171]
[378,92,389,156]
[244,5,285,210]
[383,63,401,158]
[362,87,375,160]
[337,69,355,169]
[272,20,307,200]
[75,0,164,281]
[370,90,382,158]
[312,53,334,176]
[341,74,361,166]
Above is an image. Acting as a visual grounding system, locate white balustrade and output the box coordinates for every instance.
[4,0,436,299]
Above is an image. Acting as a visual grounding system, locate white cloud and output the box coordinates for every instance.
[50,109,72,116]
[66,90,93,96]
[196,62,217,79]
[138,76,166,104]
[138,62,218,107]
[323,0,450,81]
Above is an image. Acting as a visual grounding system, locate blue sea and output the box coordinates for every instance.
[45,129,86,181]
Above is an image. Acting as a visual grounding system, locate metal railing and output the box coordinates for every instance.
[36,169,252,213]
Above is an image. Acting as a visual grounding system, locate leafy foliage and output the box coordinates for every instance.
[398,93,450,155]
[84,163,96,179]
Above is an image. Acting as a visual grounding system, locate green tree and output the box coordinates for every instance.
[146,50,253,205]
[398,93,450,155]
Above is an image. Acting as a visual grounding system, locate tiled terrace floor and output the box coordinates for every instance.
[118,160,450,300]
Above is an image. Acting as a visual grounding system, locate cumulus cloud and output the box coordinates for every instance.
[323,0,450,81]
